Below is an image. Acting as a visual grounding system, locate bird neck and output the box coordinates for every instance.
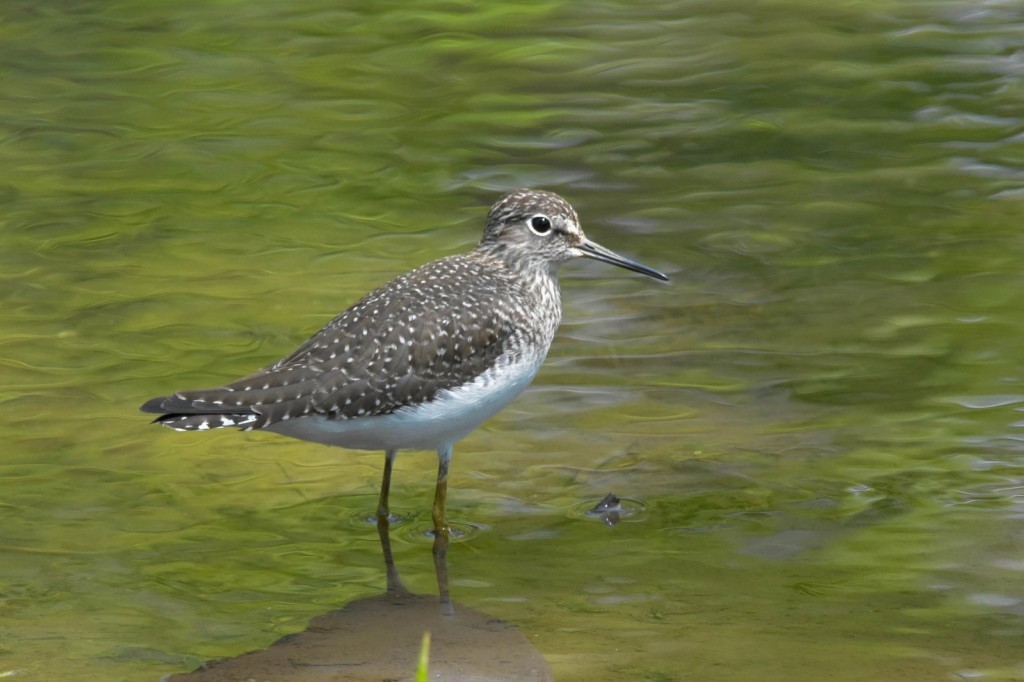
[473,240,559,281]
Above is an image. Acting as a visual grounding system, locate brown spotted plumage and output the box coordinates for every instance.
[142,254,551,431]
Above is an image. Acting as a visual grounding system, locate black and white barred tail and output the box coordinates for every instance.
[141,394,259,432]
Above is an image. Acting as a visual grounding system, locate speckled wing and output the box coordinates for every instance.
[141,255,530,431]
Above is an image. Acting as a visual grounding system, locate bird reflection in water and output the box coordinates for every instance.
[165,519,552,681]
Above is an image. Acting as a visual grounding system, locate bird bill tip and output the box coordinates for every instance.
[578,240,669,282]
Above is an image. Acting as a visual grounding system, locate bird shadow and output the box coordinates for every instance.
[163,519,553,682]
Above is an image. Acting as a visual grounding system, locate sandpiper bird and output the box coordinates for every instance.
[141,189,668,535]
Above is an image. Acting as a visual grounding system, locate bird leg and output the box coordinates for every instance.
[432,444,453,537]
[376,449,397,522]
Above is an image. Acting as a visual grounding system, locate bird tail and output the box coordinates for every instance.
[152,412,259,431]
[140,394,259,431]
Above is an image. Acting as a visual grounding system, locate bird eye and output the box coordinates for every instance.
[529,215,552,235]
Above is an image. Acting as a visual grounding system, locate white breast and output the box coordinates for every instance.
[266,349,547,452]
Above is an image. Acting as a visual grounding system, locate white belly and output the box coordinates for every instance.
[265,351,546,452]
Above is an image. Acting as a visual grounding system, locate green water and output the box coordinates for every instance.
[4,0,1024,679]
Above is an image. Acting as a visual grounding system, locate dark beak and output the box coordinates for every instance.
[578,239,669,282]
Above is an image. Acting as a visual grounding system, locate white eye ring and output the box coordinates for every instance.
[529,215,552,235]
